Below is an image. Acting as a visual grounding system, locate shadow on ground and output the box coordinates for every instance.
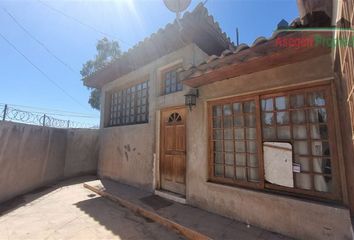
[74,196,184,240]
[0,175,97,216]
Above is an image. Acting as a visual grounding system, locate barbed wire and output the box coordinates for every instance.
[0,104,99,129]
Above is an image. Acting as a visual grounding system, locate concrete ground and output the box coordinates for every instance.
[85,179,292,240]
[0,177,184,240]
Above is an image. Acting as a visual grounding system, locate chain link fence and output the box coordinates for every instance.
[0,104,99,129]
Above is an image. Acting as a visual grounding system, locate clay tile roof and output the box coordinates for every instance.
[85,3,234,88]
[180,18,332,88]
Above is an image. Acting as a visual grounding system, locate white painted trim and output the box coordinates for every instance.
[154,190,187,204]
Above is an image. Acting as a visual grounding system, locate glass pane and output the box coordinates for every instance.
[235,141,245,152]
[245,114,256,127]
[165,86,170,94]
[294,157,310,172]
[314,175,331,192]
[213,130,222,140]
[290,94,305,108]
[246,128,256,140]
[244,101,255,113]
[310,124,328,140]
[309,108,327,123]
[214,141,223,152]
[171,81,176,92]
[294,141,309,155]
[215,164,223,177]
[234,128,244,140]
[262,113,274,125]
[213,106,222,117]
[224,129,233,140]
[295,173,312,190]
[225,166,235,178]
[223,116,233,128]
[223,104,232,116]
[234,116,244,127]
[293,125,307,139]
[308,92,325,106]
[312,141,330,156]
[291,110,306,124]
[213,118,222,128]
[214,152,223,163]
[236,167,246,180]
[233,102,242,113]
[277,126,291,139]
[247,141,257,153]
[248,168,259,182]
[247,154,258,167]
[276,112,289,125]
[275,96,288,110]
[225,141,234,152]
[236,153,246,166]
[313,157,331,174]
[225,153,234,165]
[177,81,183,91]
[263,127,276,139]
[261,98,273,111]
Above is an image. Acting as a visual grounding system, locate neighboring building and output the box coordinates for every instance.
[85,2,354,240]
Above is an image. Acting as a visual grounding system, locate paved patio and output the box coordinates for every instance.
[0,177,184,240]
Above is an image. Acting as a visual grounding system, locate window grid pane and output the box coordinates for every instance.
[108,80,149,127]
[164,69,182,94]
[261,91,332,193]
[211,100,260,184]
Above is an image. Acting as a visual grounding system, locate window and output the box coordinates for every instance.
[209,86,340,200]
[211,100,260,185]
[163,69,182,95]
[108,80,149,126]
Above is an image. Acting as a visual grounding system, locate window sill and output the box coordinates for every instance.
[105,121,149,128]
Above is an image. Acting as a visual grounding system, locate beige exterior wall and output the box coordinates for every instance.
[0,121,99,203]
[186,54,353,240]
[99,43,353,238]
[98,43,209,190]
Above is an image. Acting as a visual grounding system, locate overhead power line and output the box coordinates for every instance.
[2,7,78,75]
[37,0,133,48]
[0,31,89,111]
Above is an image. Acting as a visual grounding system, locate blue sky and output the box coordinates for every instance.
[0,0,298,125]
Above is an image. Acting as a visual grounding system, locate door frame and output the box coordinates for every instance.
[159,105,187,195]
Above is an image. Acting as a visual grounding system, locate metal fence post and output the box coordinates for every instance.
[2,104,7,121]
[43,114,46,127]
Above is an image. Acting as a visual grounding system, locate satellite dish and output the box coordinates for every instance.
[163,0,191,30]
[163,0,191,13]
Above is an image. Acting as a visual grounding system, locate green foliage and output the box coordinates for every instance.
[81,37,121,110]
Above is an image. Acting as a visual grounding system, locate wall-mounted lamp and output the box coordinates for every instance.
[185,88,199,111]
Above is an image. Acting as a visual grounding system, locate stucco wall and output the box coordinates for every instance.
[64,129,99,178]
[98,43,209,191]
[0,121,99,203]
[185,55,353,239]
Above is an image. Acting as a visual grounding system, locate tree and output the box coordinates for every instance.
[81,38,121,110]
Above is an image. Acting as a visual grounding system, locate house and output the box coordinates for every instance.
[85,2,354,239]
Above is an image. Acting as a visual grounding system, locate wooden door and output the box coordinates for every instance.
[160,107,186,195]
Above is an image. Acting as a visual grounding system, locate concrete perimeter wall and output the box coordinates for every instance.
[0,121,99,203]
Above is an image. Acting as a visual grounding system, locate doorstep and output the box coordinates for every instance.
[84,179,292,240]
